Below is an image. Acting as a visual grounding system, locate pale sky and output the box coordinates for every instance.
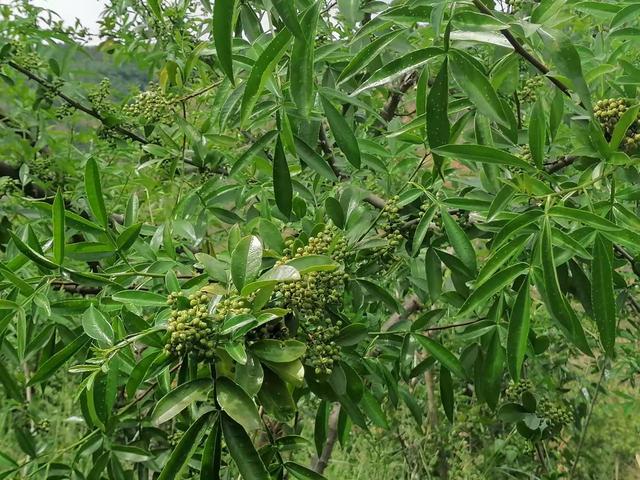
[32,0,106,36]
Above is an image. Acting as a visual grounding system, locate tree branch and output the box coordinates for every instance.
[312,404,340,474]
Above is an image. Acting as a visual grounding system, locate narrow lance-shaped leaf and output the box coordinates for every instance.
[273,136,292,217]
[28,335,90,386]
[481,329,505,410]
[433,144,532,170]
[221,413,271,480]
[457,263,528,318]
[439,366,454,422]
[320,94,361,168]
[449,49,510,127]
[52,189,65,265]
[427,58,450,176]
[528,97,546,168]
[82,305,114,345]
[352,47,443,95]
[414,334,466,379]
[507,277,531,381]
[240,29,292,126]
[440,208,476,273]
[337,29,404,85]
[293,135,338,182]
[290,3,319,117]
[591,235,616,357]
[158,412,213,480]
[213,0,238,84]
[85,157,108,229]
[216,377,262,432]
[200,416,222,480]
[539,218,592,355]
[230,130,278,176]
[150,379,210,425]
[272,0,304,40]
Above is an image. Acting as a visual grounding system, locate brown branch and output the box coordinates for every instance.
[380,71,419,123]
[7,61,149,144]
[319,124,346,180]
[312,404,340,474]
[545,156,577,173]
[471,0,576,103]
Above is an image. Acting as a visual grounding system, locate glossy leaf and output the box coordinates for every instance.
[507,277,531,381]
[591,235,616,357]
[213,0,238,84]
[231,235,263,291]
[414,334,466,379]
[82,305,114,345]
[440,208,476,273]
[158,412,213,480]
[290,3,319,117]
[216,377,261,432]
[151,379,210,425]
[52,189,65,265]
[221,413,270,480]
[320,94,361,168]
[273,136,292,217]
[84,157,108,228]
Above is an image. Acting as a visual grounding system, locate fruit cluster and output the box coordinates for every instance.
[165,290,251,359]
[594,98,640,152]
[246,319,289,341]
[505,379,534,401]
[123,83,175,124]
[519,144,532,163]
[0,177,19,197]
[506,0,525,13]
[520,76,544,103]
[55,103,75,119]
[305,322,341,375]
[88,78,114,114]
[10,43,43,70]
[380,196,403,246]
[538,397,574,432]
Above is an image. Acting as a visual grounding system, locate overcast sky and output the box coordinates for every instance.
[32,0,106,36]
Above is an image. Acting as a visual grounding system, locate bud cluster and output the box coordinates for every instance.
[42,78,64,103]
[246,319,289,341]
[520,76,544,103]
[10,43,44,70]
[88,79,114,114]
[123,83,175,124]
[506,0,525,13]
[380,196,403,246]
[594,98,640,152]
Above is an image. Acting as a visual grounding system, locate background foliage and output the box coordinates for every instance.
[1,0,640,478]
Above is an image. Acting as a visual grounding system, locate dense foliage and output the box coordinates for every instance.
[1,0,640,478]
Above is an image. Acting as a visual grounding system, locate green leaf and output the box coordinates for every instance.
[9,232,57,270]
[476,234,530,286]
[293,136,338,182]
[591,235,616,357]
[412,204,437,256]
[285,255,338,273]
[449,49,509,127]
[84,157,108,228]
[290,3,319,117]
[230,130,278,176]
[158,412,213,480]
[200,417,222,480]
[538,218,592,355]
[425,247,442,303]
[82,305,114,345]
[216,377,262,432]
[231,235,263,291]
[433,144,532,170]
[357,279,400,312]
[548,206,621,231]
[320,95,361,168]
[285,462,327,480]
[440,208,476,273]
[427,58,450,175]
[52,189,65,265]
[240,29,292,126]
[539,31,592,113]
[361,390,389,429]
[111,290,167,306]
[116,223,142,251]
[507,277,531,382]
[28,335,89,385]
[272,0,304,39]
[413,334,466,379]
[352,47,443,95]
[213,0,238,84]
[458,263,528,317]
[273,136,292,217]
[251,339,306,363]
[439,366,454,422]
[528,97,546,168]
[610,3,640,29]
[453,11,508,31]
[235,353,264,397]
[493,210,543,249]
[610,104,640,150]
[480,329,505,410]
[151,379,210,425]
[337,29,404,85]
[221,413,270,480]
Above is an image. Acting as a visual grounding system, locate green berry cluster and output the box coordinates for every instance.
[381,196,403,246]
[505,0,528,13]
[35,419,50,433]
[168,431,183,447]
[88,79,114,114]
[538,397,573,433]
[505,379,534,401]
[520,76,544,103]
[42,78,64,103]
[123,83,175,124]
[519,144,532,163]
[594,98,640,152]
[0,177,19,197]
[55,103,75,119]
[165,290,252,360]
[305,321,342,375]
[10,43,43,70]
